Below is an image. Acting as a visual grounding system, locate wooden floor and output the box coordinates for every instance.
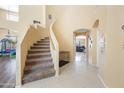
[0,56,16,88]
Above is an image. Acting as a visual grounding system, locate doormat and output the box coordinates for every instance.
[59,60,69,67]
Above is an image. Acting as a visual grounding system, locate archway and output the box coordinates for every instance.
[73,28,90,64]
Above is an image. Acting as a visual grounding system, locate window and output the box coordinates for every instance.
[6,12,19,22]
[0,5,18,12]
[0,5,19,22]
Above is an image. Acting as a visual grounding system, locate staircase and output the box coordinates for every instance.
[22,37,55,84]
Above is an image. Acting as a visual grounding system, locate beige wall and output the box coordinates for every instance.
[86,6,124,87]
[46,5,106,65]
[0,5,46,39]
[46,5,124,87]
[0,29,18,40]
[103,6,124,87]
[0,9,21,32]
[46,6,98,61]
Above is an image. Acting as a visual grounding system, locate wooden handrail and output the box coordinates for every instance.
[49,20,58,50]
[49,19,59,77]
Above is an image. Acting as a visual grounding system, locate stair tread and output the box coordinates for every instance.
[37,40,50,42]
[26,60,53,66]
[34,44,49,46]
[29,49,50,51]
[39,41,50,42]
[27,55,51,59]
[28,51,50,54]
[36,42,50,44]
[25,61,54,71]
[28,52,51,56]
[24,64,54,72]
[30,46,50,49]
[23,68,55,81]
[26,56,52,62]
[26,60,52,66]
[31,46,50,48]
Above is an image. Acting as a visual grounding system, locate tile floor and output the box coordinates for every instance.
[22,52,104,88]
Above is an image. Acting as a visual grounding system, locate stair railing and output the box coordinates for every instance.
[49,19,59,77]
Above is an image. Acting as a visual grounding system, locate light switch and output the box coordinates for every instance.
[123,44,124,49]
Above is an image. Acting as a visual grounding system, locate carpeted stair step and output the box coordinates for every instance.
[22,68,55,84]
[33,43,50,46]
[44,37,49,39]
[28,50,50,54]
[30,46,50,49]
[36,42,50,44]
[27,53,51,59]
[28,49,50,54]
[37,40,50,43]
[26,59,53,66]
[24,61,54,74]
[23,37,55,84]
[26,57,52,65]
[28,52,51,57]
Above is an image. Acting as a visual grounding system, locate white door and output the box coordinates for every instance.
[97,29,105,75]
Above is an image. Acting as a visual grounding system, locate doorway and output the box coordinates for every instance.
[73,29,90,64]
[0,28,18,88]
[97,29,105,75]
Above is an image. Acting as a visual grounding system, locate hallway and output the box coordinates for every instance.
[22,52,104,88]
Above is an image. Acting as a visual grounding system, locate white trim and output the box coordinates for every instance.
[97,74,108,88]
[96,29,99,67]
[15,85,21,88]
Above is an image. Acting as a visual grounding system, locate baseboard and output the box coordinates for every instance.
[15,85,21,88]
[97,74,108,88]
